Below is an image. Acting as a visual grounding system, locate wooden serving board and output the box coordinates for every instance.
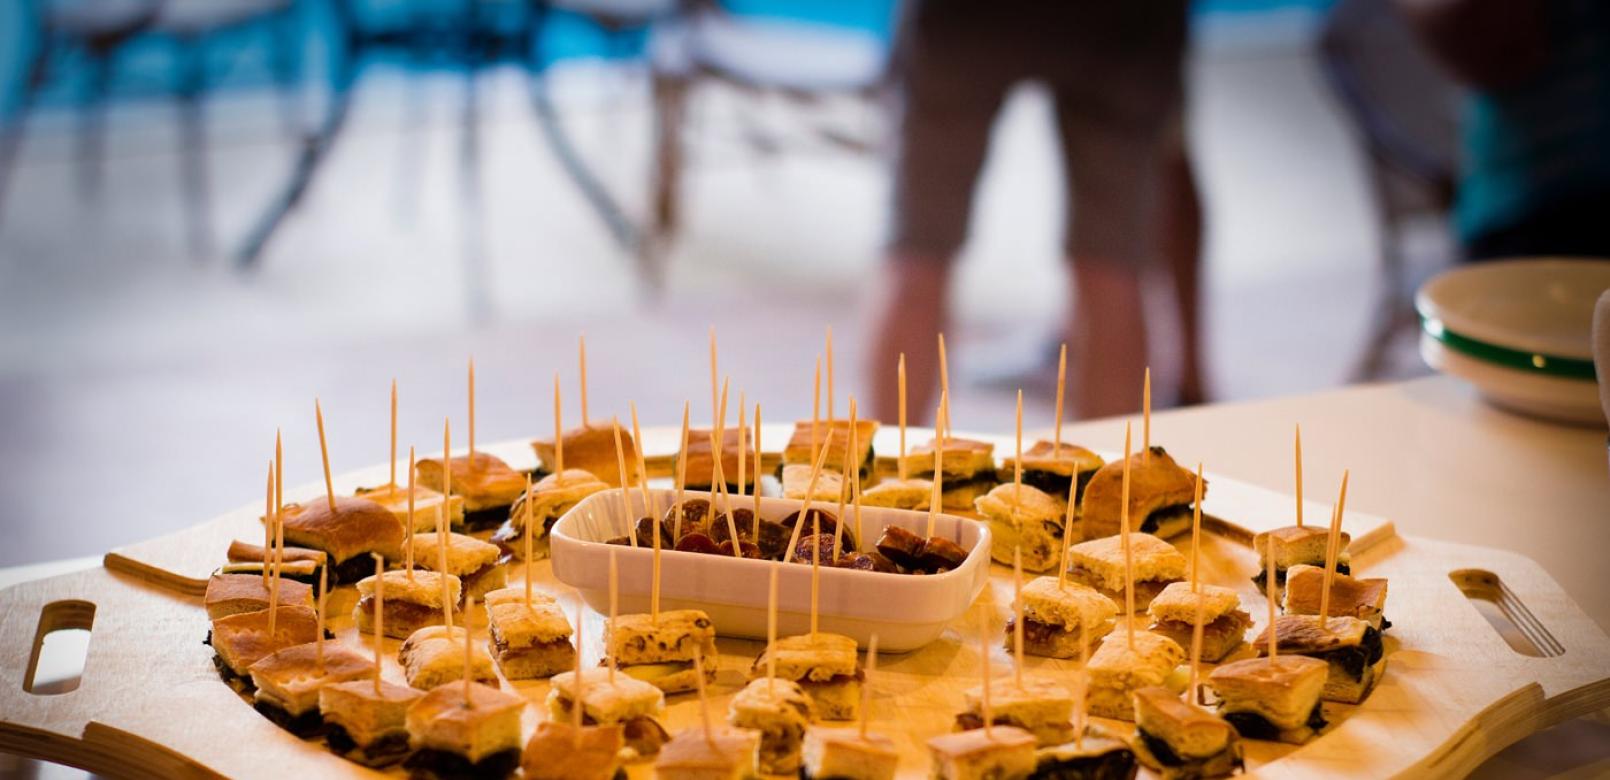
[102,429,1394,596]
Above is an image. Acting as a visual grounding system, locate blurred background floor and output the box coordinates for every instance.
[0,8,1443,569]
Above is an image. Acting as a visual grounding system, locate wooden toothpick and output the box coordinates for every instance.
[833,398,857,561]
[1294,425,1303,528]
[607,548,618,685]
[1142,368,1151,463]
[1190,462,1203,592]
[767,563,779,697]
[851,409,865,550]
[315,398,337,513]
[524,473,534,609]
[783,430,835,563]
[372,553,384,695]
[1053,344,1066,457]
[1266,535,1279,662]
[898,353,908,481]
[1013,547,1024,689]
[1319,470,1350,623]
[674,402,690,540]
[554,373,565,475]
[1188,589,1205,705]
[825,326,835,423]
[1121,422,1135,649]
[390,379,398,490]
[860,633,879,742]
[938,333,950,425]
[578,335,589,427]
[611,417,634,546]
[926,392,948,538]
[467,357,476,457]
[406,447,416,581]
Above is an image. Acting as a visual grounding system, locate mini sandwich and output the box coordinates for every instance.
[975,484,1066,572]
[728,677,815,774]
[1130,687,1242,780]
[750,633,863,721]
[399,626,499,691]
[208,605,321,692]
[780,419,880,482]
[320,679,424,767]
[858,476,933,510]
[1208,655,1329,744]
[523,720,626,780]
[999,441,1105,506]
[495,468,610,560]
[533,424,642,487]
[1282,564,1389,630]
[354,482,464,533]
[654,725,762,780]
[1084,631,1187,721]
[927,726,1037,780]
[1145,582,1251,663]
[410,532,506,603]
[1008,577,1118,659]
[276,495,406,584]
[606,609,718,693]
[1064,533,1186,613]
[956,678,1075,747]
[802,728,898,780]
[404,681,525,779]
[354,570,461,639]
[247,642,372,736]
[484,587,576,680]
[1250,526,1351,596]
[1079,448,1203,541]
[679,427,754,492]
[224,540,326,585]
[204,572,312,620]
[781,464,846,503]
[415,450,529,531]
[546,668,669,760]
[1028,724,1138,780]
[1254,615,1385,704]
[904,437,998,511]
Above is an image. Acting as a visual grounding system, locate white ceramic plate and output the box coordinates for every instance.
[1421,334,1604,426]
[1416,258,1610,359]
[549,488,992,652]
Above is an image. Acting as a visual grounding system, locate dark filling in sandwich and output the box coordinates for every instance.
[211,653,255,694]
[776,444,876,483]
[1010,617,1074,648]
[1251,561,1351,591]
[357,596,443,631]
[1137,729,1184,768]
[1223,701,1327,741]
[459,562,501,601]
[1020,468,1098,503]
[1140,504,1193,535]
[330,554,382,586]
[325,724,412,767]
[489,632,571,659]
[916,472,997,498]
[254,700,327,738]
[1027,746,1138,780]
[1311,625,1384,679]
[559,697,670,757]
[462,504,514,532]
[403,747,520,780]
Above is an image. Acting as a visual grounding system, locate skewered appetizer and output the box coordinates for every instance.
[353,481,463,533]
[802,728,900,780]
[858,476,933,510]
[399,626,499,690]
[1064,534,1186,613]
[354,570,460,639]
[404,681,525,780]
[320,679,423,767]
[780,419,880,482]
[415,451,528,532]
[1282,564,1390,630]
[1080,448,1204,541]
[494,468,609,561]
[1084,632,1187,721]
[204,572,312,620]
[927,726,1037,780]
[679,427,754,492]
[1253,615,1385,704]
[782,465,845,503]
[208,605,322,692]
[1250,526,1350,597]
[905,437,997,511]
[998,441,1104,507]
[223,540,326,586]
[1208,656,1330,744]
[954,678,1076,747]
[654,725,762,780]
[751,633,863,721]
[533,424,642,487]
[483,587,576,680]
[1007,578,1118,659]
[1129,687,1242,779]
[523,720,627,780]
[409,531,506,604]
[975,483,1066,572]
[1145,583,1250,663]
[728,677,815,774]
[247,642,371,736]
[275,495,405,584]
[546,668,671,761]
[606,610,719,693]
[1028,726,1138,780]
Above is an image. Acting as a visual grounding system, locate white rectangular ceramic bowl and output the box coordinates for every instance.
[550,489,991,652]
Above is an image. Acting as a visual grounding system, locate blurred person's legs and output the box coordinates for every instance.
[1162,140,1207,405]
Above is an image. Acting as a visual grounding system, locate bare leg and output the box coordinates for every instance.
[1161,148,1207,405]
[1069,260,1148,418]
[870,253,952,424]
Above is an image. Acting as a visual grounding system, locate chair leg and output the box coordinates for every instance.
[272,9,303,140]
[176,40,215,262]
[527,52,640,253]
[645,71,688,290]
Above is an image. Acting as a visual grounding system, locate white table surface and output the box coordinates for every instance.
[4,376,1608,777]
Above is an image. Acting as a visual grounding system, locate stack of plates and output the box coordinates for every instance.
[1416,258,1610,426]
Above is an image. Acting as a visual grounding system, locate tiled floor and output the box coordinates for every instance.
[0,31,1440,568]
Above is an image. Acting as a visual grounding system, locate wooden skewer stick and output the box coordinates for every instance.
[713,378,731,515]
[766,563,779,697]
[851,413,865,551]
[607,548,618,685]
[735,394,747,501]
[578,335,589,427]
[810,356,822,463]
[524,473,534,609]
[898,353,908,481]
[833,398,857,561]
[611,417,635,547]
[752,405,763,537]
[462,592,474,705]
[442,418,454,630]
[554,373,565,475]
[711,424,743,561]
[572,596,586,734]
[315,398,337,513]
[938,333,950,425]
[1053,344,1066,457]
[630,402,658,521]
[1319,470,1350,623]
[860,633,879,742]
[263,460,274,588]
[1188,589,1205,705]
[315,562,327,674]
[467,357,476,457]
[406,447,416,582]
[694,646,715,748]
[810,508,822,639]
[1013,547,1025,689]
[1190,462,1204,592]
[825,326,835,423]
[389,378,397,490]
[926,392,948,538]
[1121,422,1135,649]
[782,430,835,563]
[1266,535,1279,662]
[1294,424,1303,528]
[979,613,993,740]
[372,553,384,694]
[1141,368,1151,464]
[674,402,690,541]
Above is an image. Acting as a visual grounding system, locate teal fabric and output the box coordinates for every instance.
[1455,0,1610,244]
